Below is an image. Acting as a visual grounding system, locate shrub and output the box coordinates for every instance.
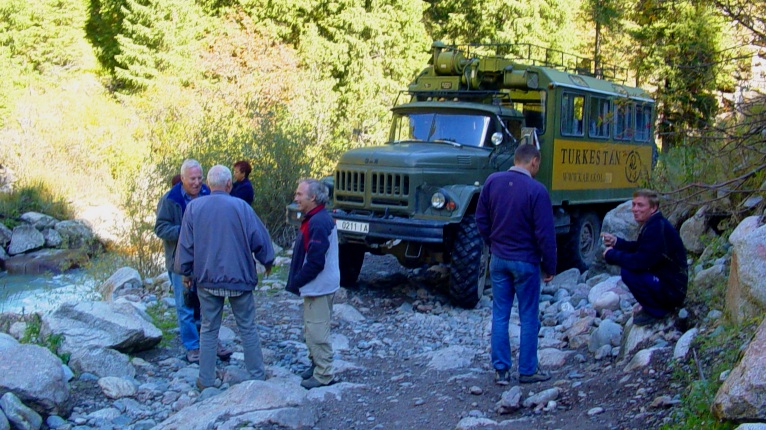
[0,179,74,228]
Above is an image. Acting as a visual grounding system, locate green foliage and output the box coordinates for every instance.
[20,314,71,363]
[145,302,176,347]
[662,319,757,430]
[0,180,75,228]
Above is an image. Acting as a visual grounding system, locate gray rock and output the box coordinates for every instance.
[41,301,162,354]
[680,206,716,254]
[54,219,97,251]
[589,319,622,352]
[45,415,66,429]
[0,223,12,248]
[8,225,44,255]
[621,323,655,357]
[455,417,498,429]
[8,322,26,340]
[0,410,8,430]
[154,379,311,429]
[594,344,612,360]
[495,386,522,414]
[624,348,657,372]
[735,425,766,430]
[588,276,626,305]
[713,318,766,421]
[424,346,475,371]
[68,346,136,379]
[694,263,727,291]
[538,348,572,368]
[725,216,766,324]
[591,201,639,276]
[522,387,560,408]
[0,392,42,430]
[592,291,620,313]
[42,229,62,248]
[674,328,699,360]
[0,334,70,416]
[98,377,137,399]
[100,267,143,300]
[20,212,58,230]
[548,268,580,293]
[333,304,365,323]
[4,248,89,275]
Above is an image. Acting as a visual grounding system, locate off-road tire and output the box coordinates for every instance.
[559,211,601,273]
[449,215,490,309]
[339,243,366,288]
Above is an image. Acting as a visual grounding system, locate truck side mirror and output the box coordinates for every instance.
[491,132,504,146]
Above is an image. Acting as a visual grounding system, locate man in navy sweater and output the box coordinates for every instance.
[476,144,557,386]
[602,189,687,326]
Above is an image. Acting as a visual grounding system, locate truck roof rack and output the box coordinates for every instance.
[446,42,629,84]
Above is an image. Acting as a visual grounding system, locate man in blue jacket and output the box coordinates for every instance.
[175,165,274,389]
[602,189,688,326]
[287,179,340,389]
[155,159,210,363]
[476,144,557,386]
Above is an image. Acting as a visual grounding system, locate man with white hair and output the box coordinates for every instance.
[175,165,274,389]
[155,159,210,363]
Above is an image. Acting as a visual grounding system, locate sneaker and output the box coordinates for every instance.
[300,365,316,380]
[216,343,233,360]
[495,369,511,386]
[186,349,200,363]
[300,376,337,390]
[633,310,662,327]
[519,369,551,384]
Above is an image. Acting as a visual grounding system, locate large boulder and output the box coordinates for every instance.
[68,346,136,379]
[19,212,58,230]
[54,219,97,251]
[100,267,143,300]
[41,301,162,355]
[679,206,717,254]
[589,201,639,276]
[0,223,11,248]
[0,333,70,416]
[713,318,766,420]
[8,225,44,256]
[725,216,766,324]
[4,249,89,275]
[155,379,313,430]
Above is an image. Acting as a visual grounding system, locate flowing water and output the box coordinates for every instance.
[0,270,100,314]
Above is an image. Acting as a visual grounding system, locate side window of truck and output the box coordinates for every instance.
[614,101,635,141]
[588,96,611,138]
[561,93,585,137]
[634,104,653,142]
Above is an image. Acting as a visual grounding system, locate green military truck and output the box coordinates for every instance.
[288,41,655,308]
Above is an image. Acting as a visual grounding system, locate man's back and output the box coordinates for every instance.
[178,191,274,291]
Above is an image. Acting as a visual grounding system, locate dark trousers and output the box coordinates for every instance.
[621,269,681,317]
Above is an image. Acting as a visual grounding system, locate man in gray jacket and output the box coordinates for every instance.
[175,165,274,389]
[154,159,210,363]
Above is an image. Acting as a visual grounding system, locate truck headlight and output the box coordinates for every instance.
[431,192,447,209]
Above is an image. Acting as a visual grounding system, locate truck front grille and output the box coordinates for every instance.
[335,169,410,207]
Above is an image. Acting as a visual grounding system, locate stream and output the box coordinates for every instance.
[0,270,99,314]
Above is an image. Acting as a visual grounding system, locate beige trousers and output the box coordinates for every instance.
[303,293,335,383]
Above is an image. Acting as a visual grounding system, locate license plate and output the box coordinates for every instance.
[337,220,369,234]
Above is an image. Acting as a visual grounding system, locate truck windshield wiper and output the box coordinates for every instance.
[431,139,463,147]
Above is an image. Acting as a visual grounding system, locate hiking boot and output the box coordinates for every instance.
[494,369,511,386]
[300,365,316,380]
[300,376,337,390]
[633,310,662,327]
[196,377,211,391]
[519,369,551,384]
[186,349,200,363]
[216,343,233,360]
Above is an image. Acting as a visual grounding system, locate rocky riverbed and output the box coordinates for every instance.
[0,251,714,430]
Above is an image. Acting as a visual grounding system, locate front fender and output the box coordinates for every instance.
[417,183,482,221]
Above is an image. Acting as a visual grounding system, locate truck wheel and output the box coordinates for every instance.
[449,215,489,309]
[339,243,366,288]
[560,211,601,272]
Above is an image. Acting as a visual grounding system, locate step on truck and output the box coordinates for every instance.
[287,41,656,308]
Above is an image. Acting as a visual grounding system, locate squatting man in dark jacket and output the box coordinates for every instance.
[602,189,688,326]
[476,144,557,386]
[175,165,275,389]
[286,179,340,389]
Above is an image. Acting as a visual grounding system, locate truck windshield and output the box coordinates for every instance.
[391,113,492,147]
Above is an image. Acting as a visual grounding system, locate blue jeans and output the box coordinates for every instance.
[170,272,200,351]
[197,287,265,386]
[490,257,541,376]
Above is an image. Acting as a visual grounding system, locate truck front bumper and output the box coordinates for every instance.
[286,204,449,244]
